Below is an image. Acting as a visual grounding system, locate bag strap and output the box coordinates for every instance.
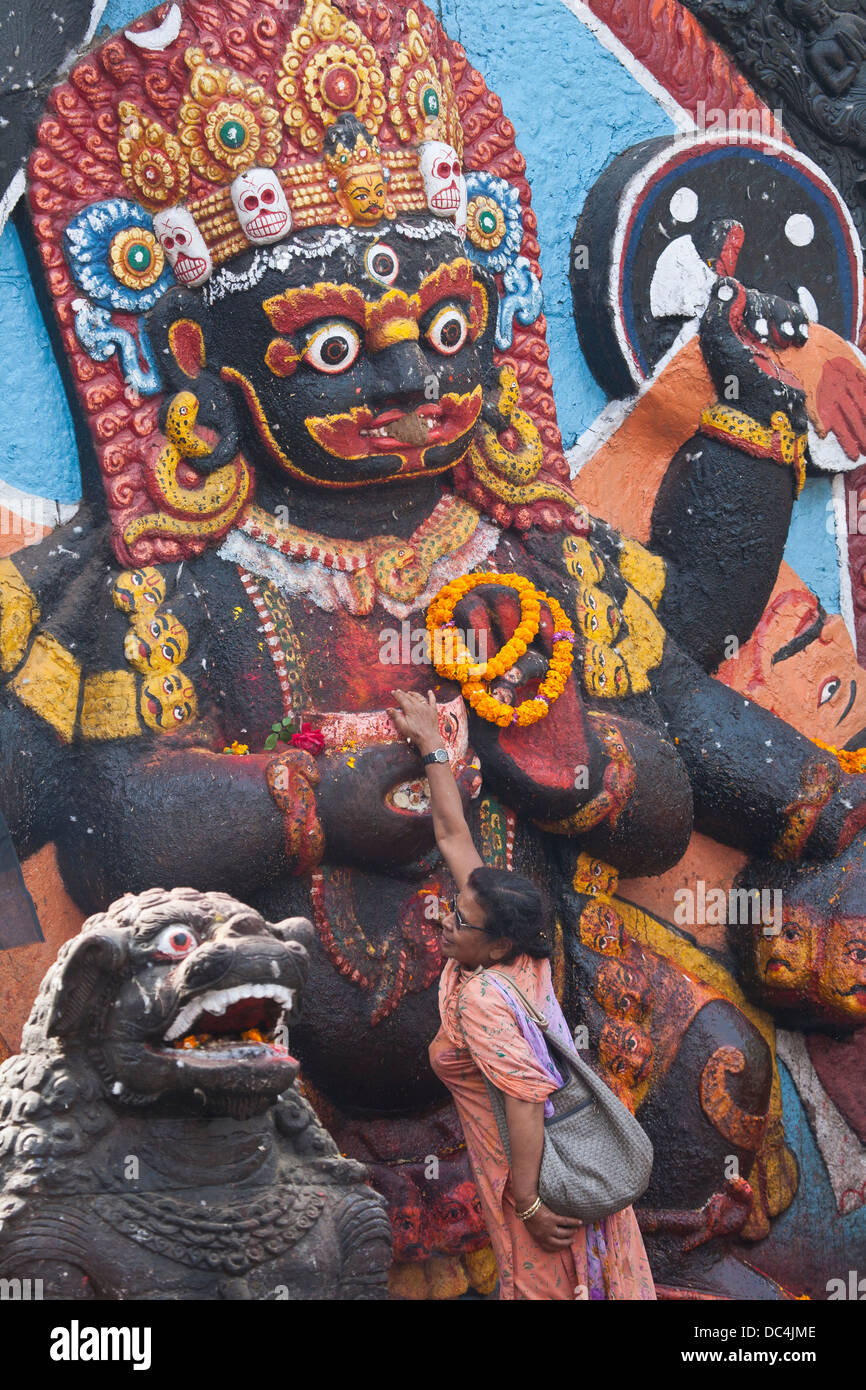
[482,968,549,1030]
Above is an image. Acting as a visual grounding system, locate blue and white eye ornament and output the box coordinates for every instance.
[63,199,176,396]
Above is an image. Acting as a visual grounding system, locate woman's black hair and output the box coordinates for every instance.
[467,866,551,960]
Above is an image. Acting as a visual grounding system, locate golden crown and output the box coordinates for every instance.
[117,2,464,267]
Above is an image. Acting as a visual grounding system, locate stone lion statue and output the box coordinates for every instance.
[0,886,392,1299]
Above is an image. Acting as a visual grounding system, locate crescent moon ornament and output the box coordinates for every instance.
[125,3,182,52]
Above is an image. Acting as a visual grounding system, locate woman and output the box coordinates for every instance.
[388,688,656,1301]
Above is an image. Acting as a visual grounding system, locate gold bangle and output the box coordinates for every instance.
[515,1195,542,1222]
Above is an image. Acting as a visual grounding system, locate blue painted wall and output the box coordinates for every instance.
[0,0,842,612]
[0,221,80,503]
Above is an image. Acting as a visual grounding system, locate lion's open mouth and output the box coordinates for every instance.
[160,983,295,1057]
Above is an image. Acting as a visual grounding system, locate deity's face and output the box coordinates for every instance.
[583,642,628,697]
[594,958,650,1021]
[754,907,816,993]
[124,612,189,674]
[579,900,625,956]
[342,168,388,224]
[152,219,493,489]
[230,169,292,246]
[152,207,213,288]
[599,1019,652,1085]
[576,585,621,645]
[817,917,866,1022]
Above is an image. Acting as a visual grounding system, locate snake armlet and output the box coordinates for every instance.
[699,403,807,497]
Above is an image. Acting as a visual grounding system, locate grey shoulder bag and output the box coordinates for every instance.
[476,969,653,1224]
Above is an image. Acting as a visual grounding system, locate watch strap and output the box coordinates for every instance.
[422,748,449,766]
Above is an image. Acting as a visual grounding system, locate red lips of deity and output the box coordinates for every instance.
[305,386,483,473]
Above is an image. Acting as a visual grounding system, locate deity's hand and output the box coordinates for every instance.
[313,741,477,871]
[699,277,809,433]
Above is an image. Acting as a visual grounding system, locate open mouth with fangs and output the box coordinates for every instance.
[157,983,296,1061]
[305,387,483,468]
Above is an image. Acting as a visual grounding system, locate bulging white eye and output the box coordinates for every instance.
[155,924,198,958]
[364,242,400,286]
[426,305,469,356]
[303,321,361,374]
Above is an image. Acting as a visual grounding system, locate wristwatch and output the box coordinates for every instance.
[422,747,449,766]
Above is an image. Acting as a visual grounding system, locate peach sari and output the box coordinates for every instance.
[429,954,656,1300]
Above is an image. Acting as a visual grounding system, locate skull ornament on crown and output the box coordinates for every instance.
[419,139,467,235]
[152,206,212,287]
[230,168,293,245]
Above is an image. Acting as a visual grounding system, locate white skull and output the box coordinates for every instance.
[419,141,466,227]
[152,207,212,287]
[230,168,292,246]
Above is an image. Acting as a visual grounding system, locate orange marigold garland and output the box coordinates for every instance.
[426,572,575,728]
[812,736,866,774]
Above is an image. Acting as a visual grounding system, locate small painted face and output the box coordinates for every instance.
[583,642,629,698]
[755,908,815,992]
[817,917,866,1022]
[420,141,466,219]
[594,958,650,1021]
[231,169,292,246]
[113,566,166,616]
[124,612,189,674]
[203,222,489,488]
[153,207,212,287]
[343,170,388,224]
[599,1019,652,1085]
[576,585,621,645]
[140,670,197,732]
[579,900,624,956]
[562,536,605,586]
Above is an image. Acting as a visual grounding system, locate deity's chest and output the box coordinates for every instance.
[55,1184,345,1300]
[200,558,439,741]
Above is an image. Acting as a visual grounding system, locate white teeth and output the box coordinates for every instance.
[164,983,294,1041]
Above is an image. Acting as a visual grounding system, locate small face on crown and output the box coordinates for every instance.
[324,114,394,227]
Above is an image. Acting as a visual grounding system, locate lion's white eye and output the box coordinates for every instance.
[303,320,361,374]
[426,305,469,356]
[155,925,198,958]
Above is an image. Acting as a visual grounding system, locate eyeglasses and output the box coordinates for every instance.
[449,896,487,933]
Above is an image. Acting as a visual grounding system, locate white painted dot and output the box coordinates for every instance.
[717,284,734,302]
[781,320,794,335]
[669,187,699,224]
[785,214,815,247]
[797,286,819,322]
[754,317,769,338]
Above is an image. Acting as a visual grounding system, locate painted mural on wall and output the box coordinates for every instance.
[0,0,864,1300]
